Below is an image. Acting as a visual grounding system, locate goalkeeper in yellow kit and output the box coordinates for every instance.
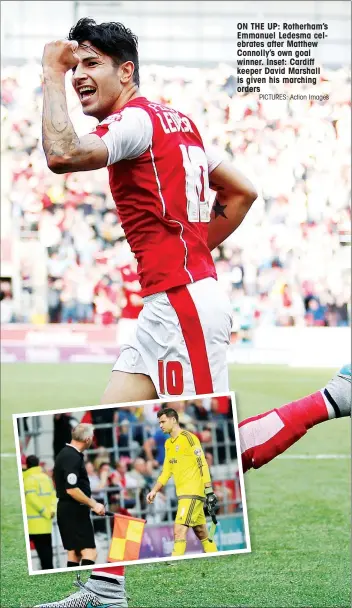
[146,407,218,557]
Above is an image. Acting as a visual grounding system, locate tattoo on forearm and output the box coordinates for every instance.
[213,198,228,218]
[42,73,79,160]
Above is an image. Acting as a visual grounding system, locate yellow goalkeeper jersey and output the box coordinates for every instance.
[157,430,211,499]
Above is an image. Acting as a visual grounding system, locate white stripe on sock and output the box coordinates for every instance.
[320,389,336,420]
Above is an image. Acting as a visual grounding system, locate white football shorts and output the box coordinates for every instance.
[112,277,233,397]
[117,317,139,347]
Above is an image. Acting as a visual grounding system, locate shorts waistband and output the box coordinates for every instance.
[177,494,205,502]
[143,292,164,303]
[143,277,217,303]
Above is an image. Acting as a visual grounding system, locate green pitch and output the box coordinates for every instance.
[1,364,350,608]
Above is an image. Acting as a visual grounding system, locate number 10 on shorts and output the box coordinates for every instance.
[158,360,184,395]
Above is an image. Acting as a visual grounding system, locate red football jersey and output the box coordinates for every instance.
[119,264,143,320]
[93,97,219,297]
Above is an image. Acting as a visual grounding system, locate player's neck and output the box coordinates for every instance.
[170,425,181,439]
[109,84,141,113]
[70,440,84,452]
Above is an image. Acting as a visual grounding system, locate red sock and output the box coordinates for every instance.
[92,566,125,576]
[239,391,328,473]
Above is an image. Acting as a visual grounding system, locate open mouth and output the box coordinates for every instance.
[78,86,97,101]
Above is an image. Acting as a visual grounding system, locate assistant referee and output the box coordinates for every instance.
[53,423,105,567]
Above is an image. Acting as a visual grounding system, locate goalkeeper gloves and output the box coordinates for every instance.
[205,486,217,512]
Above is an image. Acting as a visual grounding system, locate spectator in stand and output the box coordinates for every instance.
[0,291,15,323]
[92,448,111,472]
[142,427,167,468]
[47,277,62,323]
[200,421,226,465]
[86,461,109,534]
[117,419,143,460]
[86,461,108,500]
[128,457,153,518]
[305,295,327,327]
[117,407,145,446]
[110,461,137,510]
[90,407,116,452]
[76,267,95,323]
[209,398,227,422]
[129,458,153,490]
[60,280,77,324]
[204,450,214,468]
[0,282,16,323]
[186,399,209,422]
[168,401,194,428]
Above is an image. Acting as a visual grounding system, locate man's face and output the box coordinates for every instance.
[158,414,175,434]
[86,462,94,475]
[71,42,122,121]
[134,458,146,474]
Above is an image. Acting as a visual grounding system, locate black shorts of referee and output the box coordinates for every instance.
[57,501,95,551]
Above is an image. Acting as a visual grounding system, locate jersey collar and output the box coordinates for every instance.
[66,443,82,454]
[170,431,182,443]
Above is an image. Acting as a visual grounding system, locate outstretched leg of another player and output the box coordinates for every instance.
[35,567,127,608]
[240,365,351,473]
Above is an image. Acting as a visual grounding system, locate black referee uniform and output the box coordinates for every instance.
[53,444,96,552]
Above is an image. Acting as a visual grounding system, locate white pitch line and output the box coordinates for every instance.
[1,453,16,457]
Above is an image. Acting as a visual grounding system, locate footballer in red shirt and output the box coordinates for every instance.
[42,19,257,403]
[37,18,351,608]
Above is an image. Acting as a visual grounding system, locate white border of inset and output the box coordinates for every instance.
[13,391,251,576]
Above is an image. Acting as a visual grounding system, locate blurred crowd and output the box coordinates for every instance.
[1,62,351,331]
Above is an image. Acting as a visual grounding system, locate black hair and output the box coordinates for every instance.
[157,408,179,423]
[26,455,39,469]
[68,17,140,86]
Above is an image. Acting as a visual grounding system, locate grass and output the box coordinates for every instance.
[1,364,350,607]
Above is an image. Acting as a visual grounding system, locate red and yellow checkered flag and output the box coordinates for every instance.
[108,514,146,562]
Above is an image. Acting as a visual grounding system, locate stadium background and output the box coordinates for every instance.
[17,396,247,570]
[1,1,350,607]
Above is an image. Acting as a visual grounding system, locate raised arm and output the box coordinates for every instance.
[207,160,257,251]
[42,40,108,174]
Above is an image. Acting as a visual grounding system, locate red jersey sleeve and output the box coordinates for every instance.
[91,107,153,166]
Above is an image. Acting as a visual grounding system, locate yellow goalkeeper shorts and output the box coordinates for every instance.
[175,497,206,527]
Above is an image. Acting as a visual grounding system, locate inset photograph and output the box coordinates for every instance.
[13,393,250,574]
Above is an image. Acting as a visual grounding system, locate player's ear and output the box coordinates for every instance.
[119,60,135,84]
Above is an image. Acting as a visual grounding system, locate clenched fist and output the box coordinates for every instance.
[42,40,80,73]
[92,501,105,516]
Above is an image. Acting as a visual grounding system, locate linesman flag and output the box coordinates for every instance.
[108,514,146,562]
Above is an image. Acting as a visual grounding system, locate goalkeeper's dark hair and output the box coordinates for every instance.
[68,17,140,86]
[157,407,179,423]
